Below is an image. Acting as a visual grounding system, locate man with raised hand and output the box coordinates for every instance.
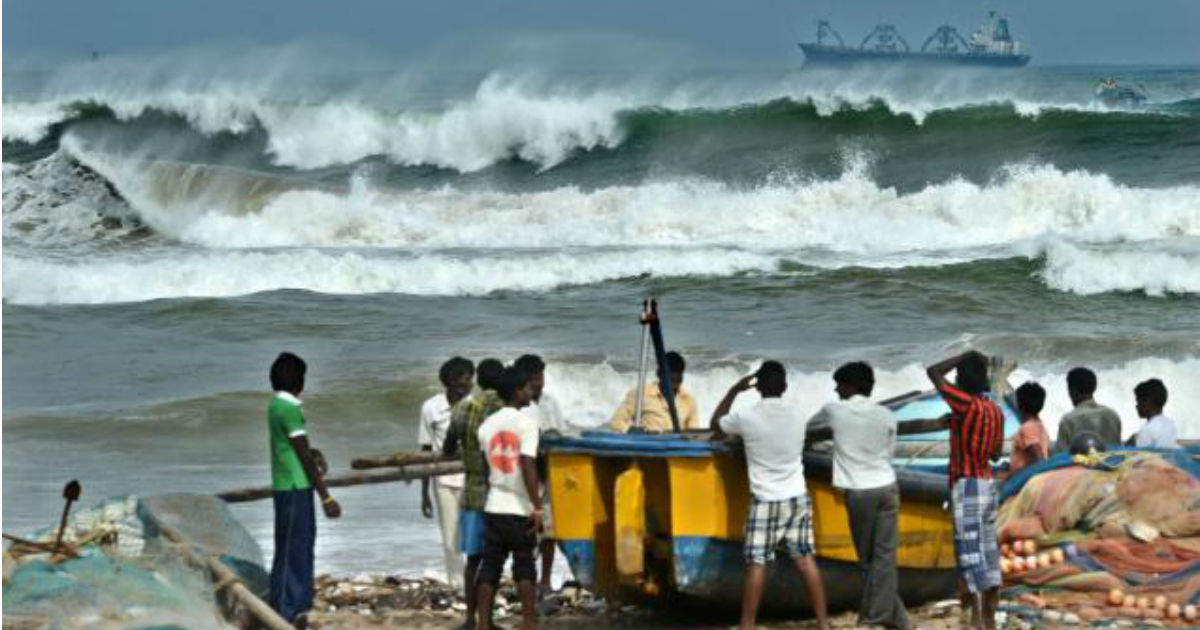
[927,351,1004,630]
[711,361,829,630]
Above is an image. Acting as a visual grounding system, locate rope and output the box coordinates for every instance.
[211,573,241,593]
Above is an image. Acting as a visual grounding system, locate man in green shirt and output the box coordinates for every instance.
[268,352,341,626]
[443,358,505,630]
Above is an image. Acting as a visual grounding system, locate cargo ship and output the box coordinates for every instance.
[798,12,1031,68]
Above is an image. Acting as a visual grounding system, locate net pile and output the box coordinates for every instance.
[2,493,267,629]
[995,448,1200,623]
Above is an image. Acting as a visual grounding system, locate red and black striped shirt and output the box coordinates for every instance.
[937,381,1004,484]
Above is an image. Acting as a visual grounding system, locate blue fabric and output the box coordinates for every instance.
[270,489,315,622]
[458,509,486,557]
[998,446,1200,503]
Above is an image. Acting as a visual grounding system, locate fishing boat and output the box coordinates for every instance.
[1094,79,1148,108]
[543,388,1020,614]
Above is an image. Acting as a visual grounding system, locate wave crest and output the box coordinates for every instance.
[7,72,1198,172]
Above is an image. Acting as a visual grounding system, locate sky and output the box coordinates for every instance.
[4,0,1199,69]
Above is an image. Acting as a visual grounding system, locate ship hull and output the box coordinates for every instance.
[799,43,1030,68]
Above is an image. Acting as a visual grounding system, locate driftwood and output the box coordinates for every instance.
[350,451,452,470]
[217,460,465,503]
[153,520,296,630]
[1,533,80,560]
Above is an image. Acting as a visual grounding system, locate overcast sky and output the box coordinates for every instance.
[5,0,1199,68]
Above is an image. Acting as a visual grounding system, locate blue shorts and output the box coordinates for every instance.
[458,509,486,557]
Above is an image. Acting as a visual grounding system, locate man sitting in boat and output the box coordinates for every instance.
[806,361,911,630]
[609,350,700,432]
[710,361,830,630]
[926,351,1004,630]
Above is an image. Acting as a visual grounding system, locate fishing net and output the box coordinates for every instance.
[3,493,267,629]
[995,448,1200,613]
[999,451,1200,542]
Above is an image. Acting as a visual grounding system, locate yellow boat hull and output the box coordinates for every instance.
[547,441,957,614]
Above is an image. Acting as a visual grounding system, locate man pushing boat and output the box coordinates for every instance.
[710,361,831,630]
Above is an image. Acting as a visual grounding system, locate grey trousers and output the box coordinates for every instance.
[846,484,910,630]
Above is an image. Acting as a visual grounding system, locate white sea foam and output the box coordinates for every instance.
[1041,240,1200,296]
[8,142,1200,302]
[1,247,779,306]
[58,139,1200,254]
[5,69,1179,170]
[544,356,1200,441]
[2,101,75,143]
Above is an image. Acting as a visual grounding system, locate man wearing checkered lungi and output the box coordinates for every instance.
[711,361,830,630]
[928,351,1005,630]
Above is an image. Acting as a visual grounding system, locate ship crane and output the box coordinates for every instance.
[921,25,969,54]
[815,20,846,47]
[860,24,910,53]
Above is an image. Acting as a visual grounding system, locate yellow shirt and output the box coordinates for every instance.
[610,382,700,433]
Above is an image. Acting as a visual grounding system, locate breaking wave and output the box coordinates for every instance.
[4,142,1199,303]
[14,141,1199,252]
[6,72,1199,173]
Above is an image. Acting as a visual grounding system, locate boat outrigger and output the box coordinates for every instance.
[542,303,1021,614]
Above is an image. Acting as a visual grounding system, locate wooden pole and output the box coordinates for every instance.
[806,415,951,443]
[153,520,296,630]
[218,460,465,503]
[350,451,453,470]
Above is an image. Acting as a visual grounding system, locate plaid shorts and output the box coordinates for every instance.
[743,494,814,565]
[952,478,1002,593]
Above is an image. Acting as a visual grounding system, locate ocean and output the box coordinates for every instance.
[3,60,1199,580]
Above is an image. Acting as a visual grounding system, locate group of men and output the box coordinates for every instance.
[264,348,1181,630]
[419,355,563,630]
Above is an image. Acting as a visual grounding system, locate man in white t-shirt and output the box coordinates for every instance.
[807,361,911,630]
[1131,378,1179,449]
[476,366,543,630]
[711,361,829,630]
[417,357,474,589]
[515,353,569,595]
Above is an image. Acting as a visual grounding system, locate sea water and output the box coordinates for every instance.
[4,60,1199,578]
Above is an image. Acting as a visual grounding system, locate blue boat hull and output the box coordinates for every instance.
[799,44,1030,68]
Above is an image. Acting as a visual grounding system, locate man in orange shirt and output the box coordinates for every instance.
[1008,382,1050,476]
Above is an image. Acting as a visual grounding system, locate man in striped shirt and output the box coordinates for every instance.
[927,351,1004,630]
